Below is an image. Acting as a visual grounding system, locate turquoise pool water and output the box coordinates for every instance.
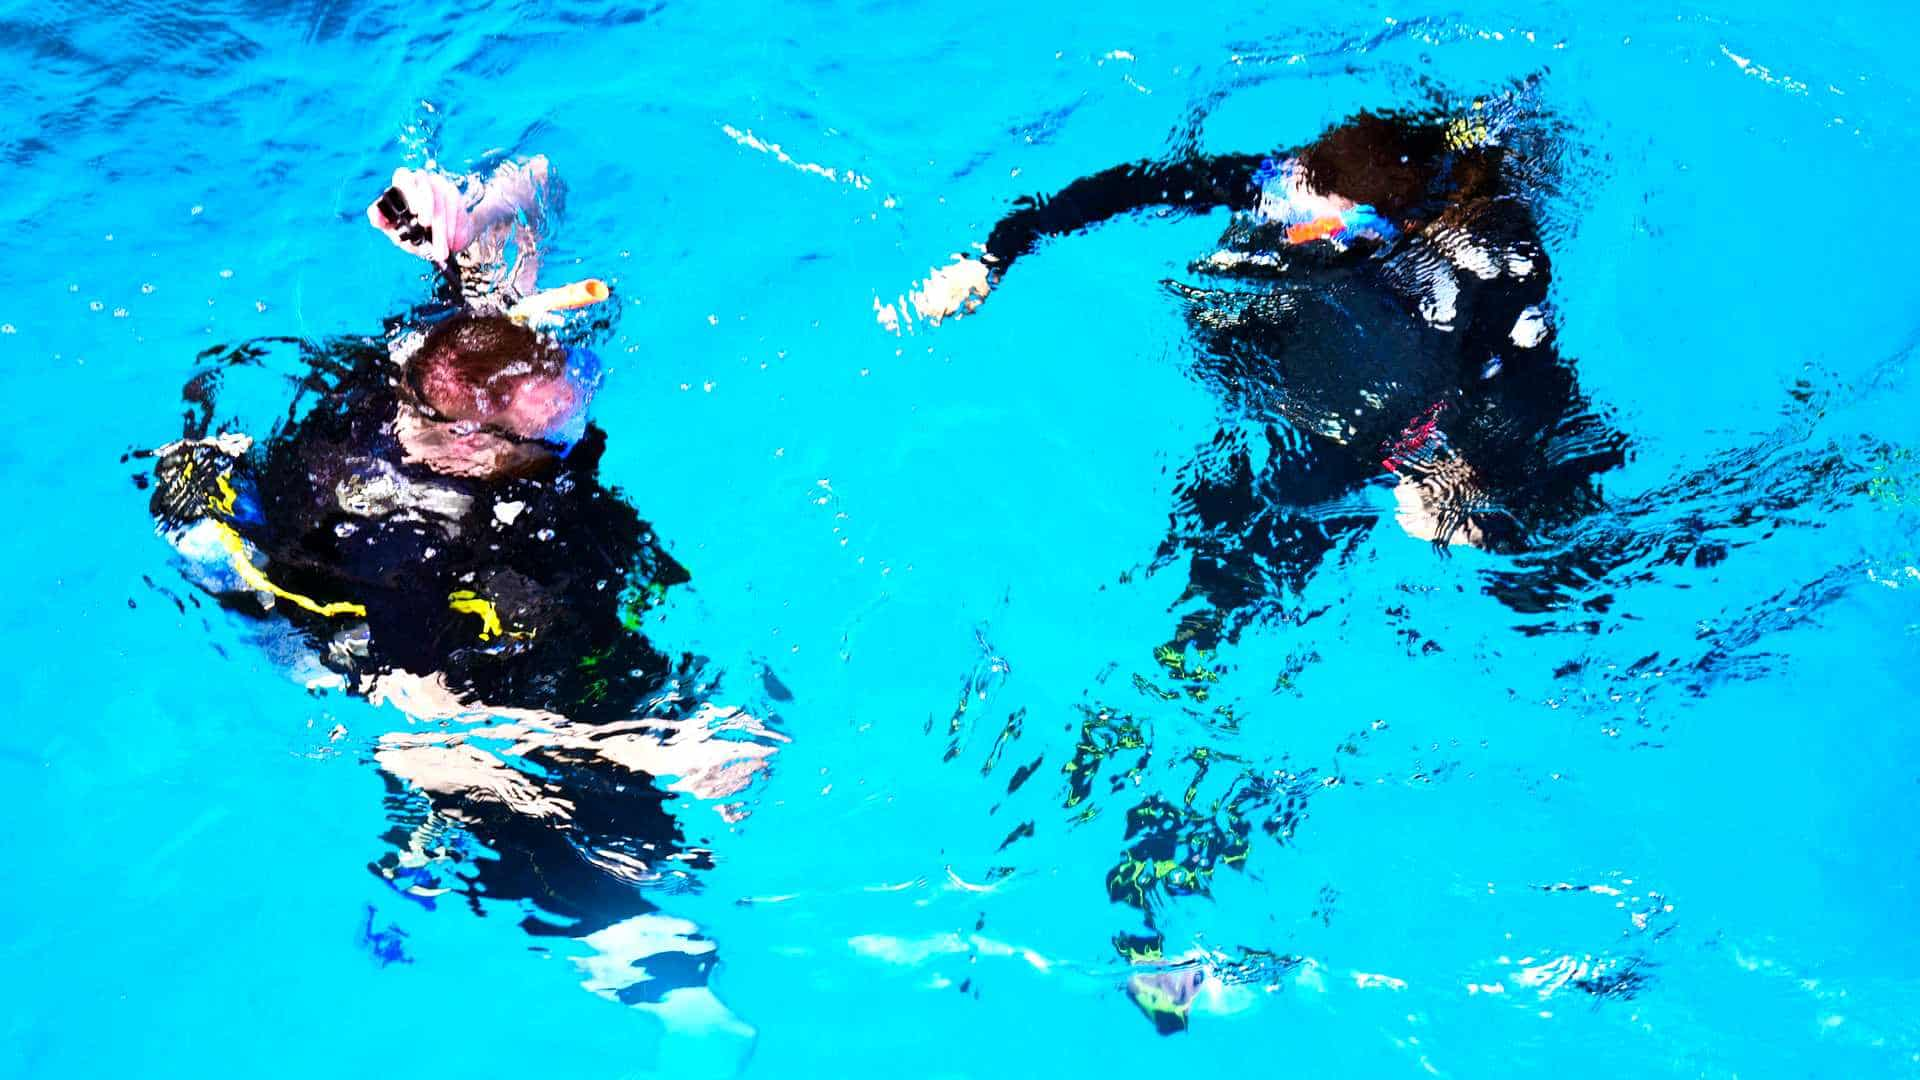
[4,0,1919,1075]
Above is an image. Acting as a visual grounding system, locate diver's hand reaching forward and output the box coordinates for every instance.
[915,254,992,320]
[875,253,992,333]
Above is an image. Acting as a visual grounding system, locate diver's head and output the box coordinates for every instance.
[1296,111,1477,218]
[406,315,596,444]
[393,314,602,480]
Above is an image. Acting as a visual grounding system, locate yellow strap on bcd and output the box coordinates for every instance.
[212,521,367,618]
[210,474,239,516]
[446,589,532,642]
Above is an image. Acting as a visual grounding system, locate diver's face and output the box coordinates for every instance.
[393,408,557,480]
[418,368,579,443]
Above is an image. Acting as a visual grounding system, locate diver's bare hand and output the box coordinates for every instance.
[913,254,991,322]
[876,254,992,333]
[1391,458,1493,549]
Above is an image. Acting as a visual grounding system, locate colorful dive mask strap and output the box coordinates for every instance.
[1252,156,1398,247]
[1284,205,1397,246]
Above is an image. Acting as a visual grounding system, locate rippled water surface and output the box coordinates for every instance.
[5,0,1920,1075]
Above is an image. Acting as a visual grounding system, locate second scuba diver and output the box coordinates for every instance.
[884,79,1625,1030]
[889,79,1624,650]
[147,154,779,1045]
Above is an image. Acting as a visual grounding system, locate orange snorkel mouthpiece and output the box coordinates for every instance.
[508,278,611,323]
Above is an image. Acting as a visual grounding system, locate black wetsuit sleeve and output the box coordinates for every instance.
[981,153,1268,274]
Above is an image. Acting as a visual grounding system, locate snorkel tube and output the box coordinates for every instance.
[508,278,611,325]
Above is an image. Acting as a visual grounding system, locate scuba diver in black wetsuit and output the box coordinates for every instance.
[885,82,1624,1031]
[145,156,774,1043]
[892,82,1624,649]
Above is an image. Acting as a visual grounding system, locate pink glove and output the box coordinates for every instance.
[367,157,553,291]
[367,167,472,266]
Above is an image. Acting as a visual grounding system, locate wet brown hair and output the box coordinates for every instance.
[407,315,566,423]
[1297,111,1502,215]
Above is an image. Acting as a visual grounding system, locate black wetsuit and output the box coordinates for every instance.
[978,128,1622,645]
[970,119,1628,1010]
[149,334,729,958]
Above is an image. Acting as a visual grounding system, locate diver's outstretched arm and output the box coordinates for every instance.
[982,153,1267,272]
[887,153,1265,329]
